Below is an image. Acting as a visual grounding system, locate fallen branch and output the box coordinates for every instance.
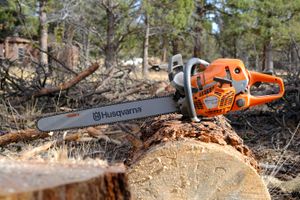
[20,128,123,159]
[0,129,49,146]
[33,63,100,97]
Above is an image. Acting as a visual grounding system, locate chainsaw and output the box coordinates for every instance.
[36,54,285,132]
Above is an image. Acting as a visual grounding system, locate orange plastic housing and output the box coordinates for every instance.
[190,59,285,117]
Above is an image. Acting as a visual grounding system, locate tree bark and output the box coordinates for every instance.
[142,13,150,77]
[126,114,270,200]
[0,160,130,200]
[105,2,117,68]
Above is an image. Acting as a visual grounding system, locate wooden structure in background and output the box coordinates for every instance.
[0,36,35,62]
[0,36,79,69]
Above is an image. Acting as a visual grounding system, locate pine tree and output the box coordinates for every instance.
[141,0,194,76]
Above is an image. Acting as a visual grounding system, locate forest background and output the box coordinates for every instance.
[1,0,300,75]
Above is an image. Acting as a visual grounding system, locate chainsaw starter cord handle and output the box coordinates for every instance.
[184,58,203,122]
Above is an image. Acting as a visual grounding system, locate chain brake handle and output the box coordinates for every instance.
[248,71,285,106]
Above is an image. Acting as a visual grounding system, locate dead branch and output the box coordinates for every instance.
[0,129,49,146]
[93,67,115,92]
[33,63,99,97]
[114,83,144,101]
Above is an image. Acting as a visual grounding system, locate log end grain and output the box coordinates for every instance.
[128,140,270,200]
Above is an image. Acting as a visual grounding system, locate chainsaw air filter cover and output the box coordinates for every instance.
[193,84,236,116]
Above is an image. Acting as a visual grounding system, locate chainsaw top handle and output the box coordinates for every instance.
[183,58,204,122]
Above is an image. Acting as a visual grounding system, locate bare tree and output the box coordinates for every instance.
[39,0,48,69]
[142,12,149,77]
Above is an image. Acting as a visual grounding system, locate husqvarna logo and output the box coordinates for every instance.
[93,107,142,121]
[204,96,218,109]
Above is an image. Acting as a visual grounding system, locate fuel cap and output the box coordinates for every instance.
[236,99,245,107]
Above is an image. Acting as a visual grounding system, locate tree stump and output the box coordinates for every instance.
[127,114,270,200]
[0,160,130,200]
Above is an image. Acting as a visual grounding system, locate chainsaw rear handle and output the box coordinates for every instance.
[248,71,285,107]
[184,58,204,122]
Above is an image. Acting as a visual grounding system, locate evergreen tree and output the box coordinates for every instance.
[141,0,194,76]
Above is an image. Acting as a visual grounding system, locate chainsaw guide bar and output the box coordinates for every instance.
[36,95,179,132]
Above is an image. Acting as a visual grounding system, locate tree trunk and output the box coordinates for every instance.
[142,13,150,77]
[39,0,48,68]
[83,30,90,65]
[126,114,270,200]
[263,40,274,73]
[256,53,260,71]
[193,26,202,58]
[291,44,299,72]
[253,43,260,71]
[171,37,180,55]
[232,37,239,58]
[162,48,167,63]
[64,23,76,45]
[0,160,130,200]
[161,37,168,63]
[105,2,117,69]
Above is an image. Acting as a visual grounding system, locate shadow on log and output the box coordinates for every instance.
[127,114,270,200]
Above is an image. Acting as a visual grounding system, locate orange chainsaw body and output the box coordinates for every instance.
[190,59,285,117]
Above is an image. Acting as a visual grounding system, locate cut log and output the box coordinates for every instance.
[0,160,130,200]
[127,114,270,200]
